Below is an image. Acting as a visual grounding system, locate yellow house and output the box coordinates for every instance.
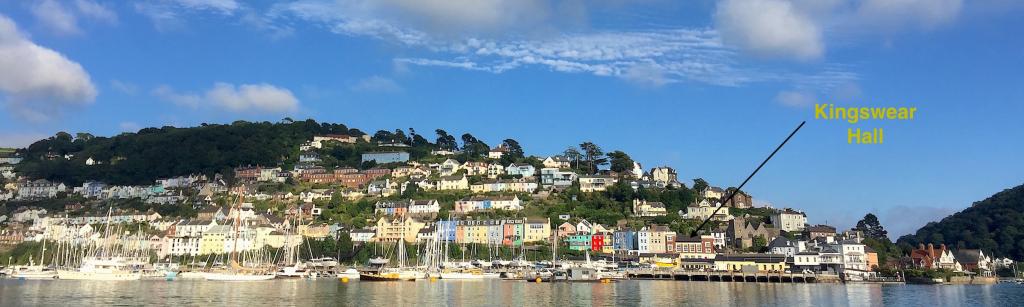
[523,218,551,243]
[713,254,788,272]
[375,217,426,242]
[199,225,231,255]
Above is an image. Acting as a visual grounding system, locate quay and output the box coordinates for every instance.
[625,269,821,283]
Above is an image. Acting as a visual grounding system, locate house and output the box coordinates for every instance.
[649,167,677,184]
[804,225,837,242]
[347,229,375,243]
[714,254,788,273]
[10,207,47,223]
[461,161,489,176]
[576,219,594,235]
[557,222,576,238]
[674,235,716,259]
[839,239,869,277]
[726,217,780,249]
[910,243,960,270]
[312,134,360,147]
[454,195,523,213]
[613,229,638,252]
[374,217,427,242]
[955,249,994,273]
[408,200,441,215]
[439,159,461,176]
[683,199,732,221]
[488,145,507,159]
[542,156,571,168]
[361,151,410,164]
[367,179,397,197]
[703,186,725,199]
[436,174,469,190]
[470,178,538,193]
[16,180,67,199]
[632,199,667,217]
[579,175,615,192]
[523,218,551,243]
[505,163,536,177]
[567,233,592,251]
[299,151,321,163]
[770,208,807,232]
[767,237,799,257]
[540,168,577,188]
[486,163,506,178]
[197,206,227,221]
[637,225,674,254]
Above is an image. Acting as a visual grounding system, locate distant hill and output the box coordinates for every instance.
[13,120,363,186]
[897,183,1024,259]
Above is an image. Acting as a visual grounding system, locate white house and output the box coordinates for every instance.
[770,209,808,232]
[542,156,571,168]
[579,175,615,192]
[506,163,536,177]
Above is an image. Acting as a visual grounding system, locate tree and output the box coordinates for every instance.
[461,133,488,157]
[692,178,709,195]
[855,213,888,240]
[501,139,524,159]
[579,142,607,174]
[372,130,395,143]
[563,147,582,169]
[606,150,634,174]
[751,235,768,252]
[435,129,458,151]
[409,128,431,147]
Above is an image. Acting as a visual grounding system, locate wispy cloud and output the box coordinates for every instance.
[351,76,402,93]
[153,82,300,114]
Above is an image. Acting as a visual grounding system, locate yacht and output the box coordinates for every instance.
[57,257,142,281]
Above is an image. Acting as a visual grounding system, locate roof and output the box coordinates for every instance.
[954,249,982,264]
[768,237,794,249]
[806,225,837,233]
[350,229,374,234]
[675,236,703,243]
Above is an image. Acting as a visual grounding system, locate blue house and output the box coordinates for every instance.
[613,230,638,252]
[436,220,457,242]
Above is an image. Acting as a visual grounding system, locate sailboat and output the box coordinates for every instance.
[360,239,424,281]
[57,208,143,281]
[205,188,276,281]
[12,241,57,280]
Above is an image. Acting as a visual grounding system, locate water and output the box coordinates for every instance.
[1,279,1023,306]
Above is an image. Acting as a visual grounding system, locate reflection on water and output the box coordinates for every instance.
[1,279,1022,306]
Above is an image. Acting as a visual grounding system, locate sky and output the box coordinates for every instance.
[1,0,1023,238]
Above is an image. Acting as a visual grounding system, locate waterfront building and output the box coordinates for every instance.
[769,208,808,232]
[714,254,788,273]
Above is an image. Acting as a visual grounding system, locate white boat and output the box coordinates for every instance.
[176,271,207,280]
[275,265,309,279]
[57,257,142,281]
[205,272,276,281]
[11,266,57,280]
[337,268,361,280]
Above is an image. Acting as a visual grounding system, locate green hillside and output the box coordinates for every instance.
[897,183,1024,259]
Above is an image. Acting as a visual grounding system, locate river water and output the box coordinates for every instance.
[1,279,1023,306]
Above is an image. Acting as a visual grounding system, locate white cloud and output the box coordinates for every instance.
[351,76,402,93]
[31,0,81,35]
[0,15,97,121]
[775,90,816,107]
[379,0,552,35]
[173,0,240,14]
[715,0,824,60]
[206,82,299,113]
[154,82,300,114]
[74,0,119,24]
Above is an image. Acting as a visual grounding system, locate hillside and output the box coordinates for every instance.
[897,183,1024,259]
[13,120,362,185]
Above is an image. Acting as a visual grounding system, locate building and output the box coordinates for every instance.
[726,217,780,249]
[839,239,869,277]
[542,156,571,168]
[910,243,960,270]
[454,195,523,213]
[579,175,615,192]
[714,254,788,273]
[436,174,469,190]
[684,199,732,221]
[804,225,837,242]
[540,168,577,188]
[674,235,716,259]
[470,178,538,193]
[361,151,410,164]
[649,167,677,184]
[557,222,576,238]
[955,249,994,274]
[770,209,807,232]
[505,163,536,177]
[767,237,799,257]
[374,217,427,242]
[638,225,674,254]
[488,145,507,159]
[312,134,361,147]
[613,230,638,252]
[632,199,667,217]
[374,199,440,217]
[16,180,67,199]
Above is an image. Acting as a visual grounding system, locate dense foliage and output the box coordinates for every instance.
[15,120,361,186]
[897,184,1024,259]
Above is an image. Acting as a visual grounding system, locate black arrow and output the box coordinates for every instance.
[689,121,805,238]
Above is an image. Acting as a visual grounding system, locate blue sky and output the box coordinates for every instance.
[1,0,1023,237]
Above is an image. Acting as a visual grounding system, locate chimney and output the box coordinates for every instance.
[928,243,935,256]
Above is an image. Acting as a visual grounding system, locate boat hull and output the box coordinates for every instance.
[57,270,142,281]
[204,273,276,281]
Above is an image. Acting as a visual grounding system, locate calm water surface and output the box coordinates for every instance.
[2,279,1023,306]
